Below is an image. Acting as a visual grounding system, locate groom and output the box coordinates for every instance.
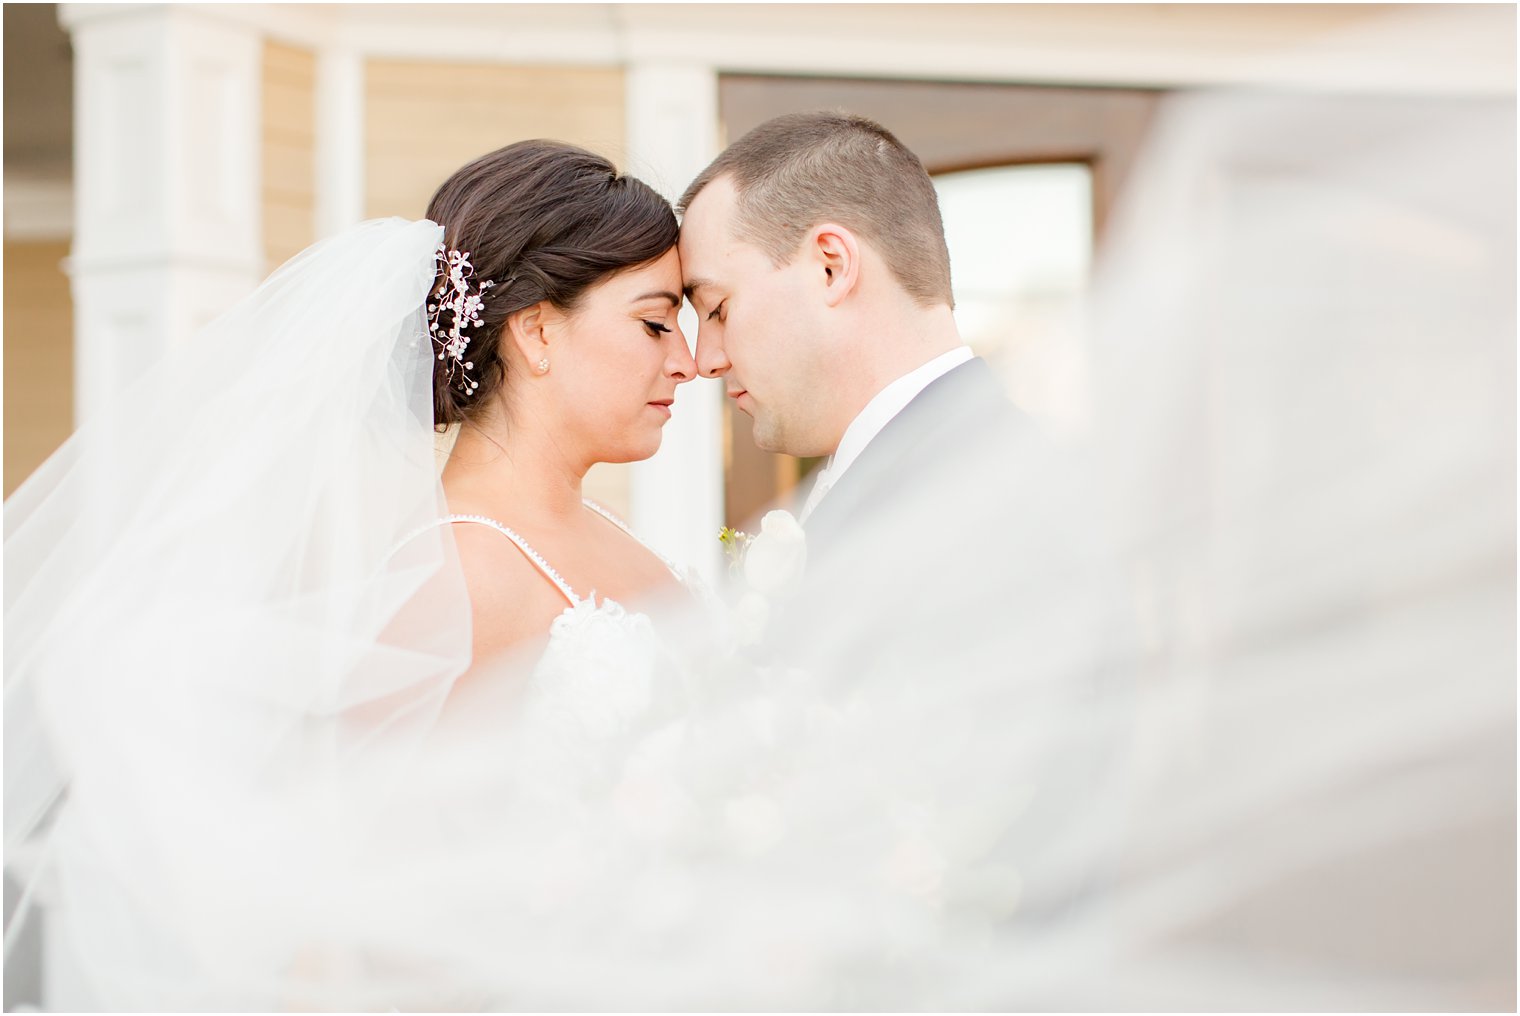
[679,114,1116,929]
[678,110,1023,561]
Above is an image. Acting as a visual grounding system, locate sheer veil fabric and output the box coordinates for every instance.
[4,89,1515,1009]
[4,219,477,1009]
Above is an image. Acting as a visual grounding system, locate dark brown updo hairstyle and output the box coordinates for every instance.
[424,140,679,428]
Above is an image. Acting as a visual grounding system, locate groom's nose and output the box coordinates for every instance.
[695,333,730,380]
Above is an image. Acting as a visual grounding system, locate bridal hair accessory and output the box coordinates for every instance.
[536,357,551,374]
[428,243,495,396]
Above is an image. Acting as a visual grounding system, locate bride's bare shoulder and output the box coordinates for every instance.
[447,521,569,663]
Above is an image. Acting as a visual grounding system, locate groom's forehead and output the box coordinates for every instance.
[680,241,765,297]
[679,197,735,286]
[680,175,742,240]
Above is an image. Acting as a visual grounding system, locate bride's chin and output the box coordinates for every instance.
[595,435,663,465]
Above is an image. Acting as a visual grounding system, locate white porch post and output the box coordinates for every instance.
[314,44,364,239]
[623,63,724,581]
[61,4,263,425]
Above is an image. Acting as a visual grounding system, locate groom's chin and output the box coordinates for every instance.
[750,428,785,455]
[748,415,787,455]
[753,423,825,460]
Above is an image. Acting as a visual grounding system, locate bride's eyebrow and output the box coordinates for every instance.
[632,290,681,307]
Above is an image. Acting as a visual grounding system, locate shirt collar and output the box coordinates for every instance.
[827,346,975,484]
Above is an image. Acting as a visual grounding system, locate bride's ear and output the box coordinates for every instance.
[504,302,554,369]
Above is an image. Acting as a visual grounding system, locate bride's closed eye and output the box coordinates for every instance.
[642,320,672,338]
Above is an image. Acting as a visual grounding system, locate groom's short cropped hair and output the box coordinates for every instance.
[679,111,954,309]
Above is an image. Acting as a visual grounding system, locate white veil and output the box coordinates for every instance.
[4,89,1513,1010]
[4,218,474,1010]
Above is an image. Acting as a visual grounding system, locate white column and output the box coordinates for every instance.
[62,3,264,425]
[624,63,724,581]
[314,44,364,239]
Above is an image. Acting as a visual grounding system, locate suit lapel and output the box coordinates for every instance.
[803,358,1011,545]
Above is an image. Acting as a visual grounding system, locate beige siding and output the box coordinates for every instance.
[364,61,626,219]
[262,41,316,270]
[4,240,74,497]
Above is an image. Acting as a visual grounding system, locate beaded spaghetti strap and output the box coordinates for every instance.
[440,515,579,607]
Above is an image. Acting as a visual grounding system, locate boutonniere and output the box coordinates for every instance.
[718,510,808,645]
[718,525,753,576]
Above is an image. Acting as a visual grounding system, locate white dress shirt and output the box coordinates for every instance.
[799,346,975,522]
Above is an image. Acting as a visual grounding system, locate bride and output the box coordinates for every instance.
[418,142,695,670]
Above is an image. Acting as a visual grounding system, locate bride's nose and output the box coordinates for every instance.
[665,323,697,384]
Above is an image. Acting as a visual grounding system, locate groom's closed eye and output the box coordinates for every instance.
[682,277,716,307]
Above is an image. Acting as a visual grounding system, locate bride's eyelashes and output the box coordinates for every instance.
[642,320,672,338]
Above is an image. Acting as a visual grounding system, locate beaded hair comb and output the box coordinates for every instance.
[428,244,494,396]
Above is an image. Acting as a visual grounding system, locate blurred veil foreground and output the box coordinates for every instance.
[5,84,1515,1011]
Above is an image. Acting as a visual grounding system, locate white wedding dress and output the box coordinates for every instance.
[6,87,1513,1011]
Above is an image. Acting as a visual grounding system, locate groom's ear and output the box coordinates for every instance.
[809,225,860,308]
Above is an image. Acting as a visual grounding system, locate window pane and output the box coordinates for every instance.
[935,163,1092,425]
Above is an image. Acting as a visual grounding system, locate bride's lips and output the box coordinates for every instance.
[647,398,673,420]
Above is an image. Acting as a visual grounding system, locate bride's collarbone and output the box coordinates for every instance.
[457,511,672,607]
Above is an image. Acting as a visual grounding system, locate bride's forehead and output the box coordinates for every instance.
[590,250,683,298]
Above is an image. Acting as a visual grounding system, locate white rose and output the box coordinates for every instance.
[742,509,807,595]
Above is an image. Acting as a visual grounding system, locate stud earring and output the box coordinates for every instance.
[536,357,550,374]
